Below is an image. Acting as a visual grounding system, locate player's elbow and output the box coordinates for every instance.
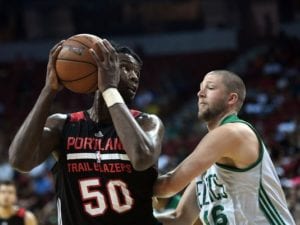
[10,162,32,173]
[9,153,33,172]
[131,155,153,171]
[131,145,158,171]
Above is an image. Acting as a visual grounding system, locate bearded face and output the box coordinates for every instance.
[198,94,228,121]
[117,53,141,104]
[197,73,229,122]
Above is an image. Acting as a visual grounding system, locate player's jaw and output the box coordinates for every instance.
[198,98,227,122]
[118,71,139,103]
[118,81,138,104]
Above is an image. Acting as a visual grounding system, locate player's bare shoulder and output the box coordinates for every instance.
[136,113,164,133]
[24,210,38,225]
[218,122,260,167]
[222,122,257,140]
[45,113,68,132]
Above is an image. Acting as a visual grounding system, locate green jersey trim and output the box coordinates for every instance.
[216,114,263,172]
[259,183,286,225]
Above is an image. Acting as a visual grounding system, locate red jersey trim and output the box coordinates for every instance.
[130,109,142,118]
[16,208,26,218]
[69,111,86,122]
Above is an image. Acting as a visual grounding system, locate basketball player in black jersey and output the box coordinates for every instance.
[0,181,37,225]
[8,38,164,225]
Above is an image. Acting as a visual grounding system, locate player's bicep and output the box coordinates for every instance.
[37,113,66,161]
[137,114,165,158]
[138,114,165,151]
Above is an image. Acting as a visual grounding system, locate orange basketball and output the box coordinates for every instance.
[55,33,101,93]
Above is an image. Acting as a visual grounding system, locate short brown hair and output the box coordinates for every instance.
[211,70,246,112]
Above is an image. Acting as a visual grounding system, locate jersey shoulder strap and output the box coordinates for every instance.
[68,111,87,122]
[220,114,257,130]
[16,208,26,218]
[220,114,245,124]
[130,109,143,118]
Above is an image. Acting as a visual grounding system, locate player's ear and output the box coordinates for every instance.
[228,92,238,105]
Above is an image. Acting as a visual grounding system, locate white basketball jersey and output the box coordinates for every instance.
[196,115,295,225]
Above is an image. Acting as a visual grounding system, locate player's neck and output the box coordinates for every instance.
[88,103,111,124]
[89,92,112,123]
[207,111,236,130]
[0,206,15,218]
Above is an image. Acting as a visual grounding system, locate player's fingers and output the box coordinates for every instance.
[49,44,62,64]
[92,40,110,66]
[50,46,61,68]
[102,39,116,54]
[52,45,62,59]
[89,48,101,66]
[50,40,64,55]
[102,39,118,63]
[96,40,109,57]
[48,41,64,68]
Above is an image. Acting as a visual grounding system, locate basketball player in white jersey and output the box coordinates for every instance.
[154,70,296,225]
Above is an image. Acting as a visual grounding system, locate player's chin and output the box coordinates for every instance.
[198,110,207,121]
[128,94,136,103]
[126,89,137,99]
[123,94,135,105]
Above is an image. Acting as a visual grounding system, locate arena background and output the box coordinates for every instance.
[0,0,299,224]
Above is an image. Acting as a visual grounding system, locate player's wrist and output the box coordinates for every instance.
[102,88,125,107]
[42,85,60,96]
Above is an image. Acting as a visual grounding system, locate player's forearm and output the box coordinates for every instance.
[108,104,160,170]
[154,172,180,198]
[9,86,57,171]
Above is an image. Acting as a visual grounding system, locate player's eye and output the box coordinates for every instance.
[207,85,215,89]
[134,69,141,78]
[121,65,130,72]
[120,66,126,72]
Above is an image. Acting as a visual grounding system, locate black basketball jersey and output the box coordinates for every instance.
[0,208,25,225]
[52,110,161,225]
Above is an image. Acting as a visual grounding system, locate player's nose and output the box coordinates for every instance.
[129,71,139,84]
[197,89,205,98]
